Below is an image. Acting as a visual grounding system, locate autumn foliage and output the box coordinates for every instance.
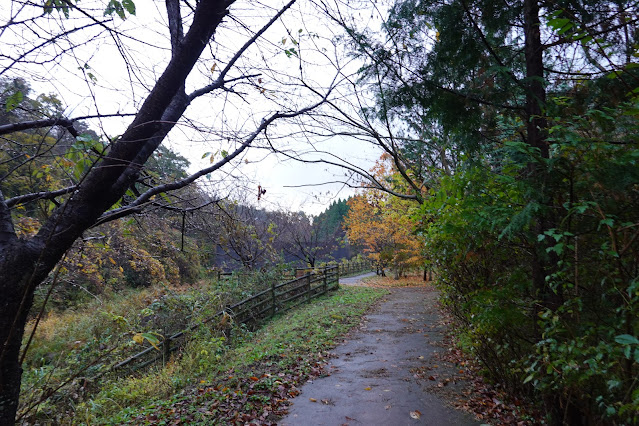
[345,158,424,279]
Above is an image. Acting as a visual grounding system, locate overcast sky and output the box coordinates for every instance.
[2,0,388,215]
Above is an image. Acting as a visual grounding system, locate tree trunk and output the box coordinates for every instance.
[0,1,233,422]
[523,0,554,302]
[524,0,548,160]
[0,242,51,424]
[0,283,28,425]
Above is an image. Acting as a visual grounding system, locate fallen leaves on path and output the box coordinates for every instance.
[359,273,432,288]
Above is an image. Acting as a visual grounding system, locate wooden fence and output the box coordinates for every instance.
[294,260,373,278]
[212,260,373,282]
[337,260,372,277]
[113,266,346,372]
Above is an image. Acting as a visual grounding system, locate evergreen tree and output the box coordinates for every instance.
[336,0,639,422]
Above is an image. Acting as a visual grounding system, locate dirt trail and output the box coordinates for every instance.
[279,276,479,426]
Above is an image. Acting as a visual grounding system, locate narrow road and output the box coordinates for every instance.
[339,271,376,285]
[280,280,479,425]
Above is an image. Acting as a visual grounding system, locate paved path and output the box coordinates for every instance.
[339,271,376,286]
[280,285,479,426]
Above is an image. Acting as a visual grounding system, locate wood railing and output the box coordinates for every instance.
[113,266,342,372]
[293,260,373,279]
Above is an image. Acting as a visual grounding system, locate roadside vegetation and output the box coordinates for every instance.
[24,285,386,425]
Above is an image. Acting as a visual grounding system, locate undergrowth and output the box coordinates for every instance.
[18,271,285,423]
[84,286,386,425]
[21,285,386,424]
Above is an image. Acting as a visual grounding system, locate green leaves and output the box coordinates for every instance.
[615,335,639,362]
[104,0,136,19]
[598,217,614,229]
[5,90,23,112]
[614,334,639,346]
[284,47,298,58]
[546,16,573,35]
[43,0,71,18]
[121,0,136,15]
[281,35,299,58]
[132,332,162,350]
[43,0,135,19]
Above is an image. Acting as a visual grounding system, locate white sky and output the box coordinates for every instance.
[1,0,389,215]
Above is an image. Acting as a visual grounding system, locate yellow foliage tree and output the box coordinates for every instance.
[345,157,424,279]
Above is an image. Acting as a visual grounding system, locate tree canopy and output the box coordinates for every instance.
[327,0,639,422]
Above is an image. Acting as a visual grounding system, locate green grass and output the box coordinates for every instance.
[77,286,387,425]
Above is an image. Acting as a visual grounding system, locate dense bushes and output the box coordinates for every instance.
[421,99,639,423]
[20,276,236,422]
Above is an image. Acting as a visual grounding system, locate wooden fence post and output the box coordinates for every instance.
[306,273,311,303]
[163,328,170,365]
[271,281,276,316]
[323,268,327,294]
[225,309,233,346]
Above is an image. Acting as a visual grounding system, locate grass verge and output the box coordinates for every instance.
[80,285,387,425]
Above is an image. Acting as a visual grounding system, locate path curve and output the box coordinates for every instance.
[280,282,479,425]
[339,271,377,286]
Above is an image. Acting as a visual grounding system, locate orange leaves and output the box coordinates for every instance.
[344,159,425,274]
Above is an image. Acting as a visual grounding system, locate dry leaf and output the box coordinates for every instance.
[410,410,421,419]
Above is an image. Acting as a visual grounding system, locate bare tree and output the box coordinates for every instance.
[216,201,279,269]
[280,210,343,266]
[280,211,321,266]
[0,0,338,422]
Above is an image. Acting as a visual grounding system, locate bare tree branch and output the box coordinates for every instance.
[5,186,77,209]
[96,90,333,226]
[188,0,298,102]
[0,118,79,137]
[166,0,184,55]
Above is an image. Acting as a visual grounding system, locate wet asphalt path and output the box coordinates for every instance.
[279,283,479,426]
